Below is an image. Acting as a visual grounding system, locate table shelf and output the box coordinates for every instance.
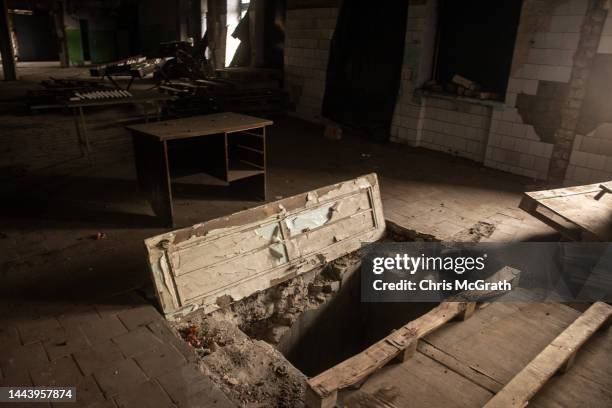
[227,160,265,182]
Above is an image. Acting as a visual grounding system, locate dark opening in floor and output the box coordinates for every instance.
[277,265,436,377]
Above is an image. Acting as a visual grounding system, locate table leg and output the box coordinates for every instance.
[106,75,121,89]
[262,126,267,201]
[73,106,90,160]
[156,102,162,121]
[132,134,174,227]
[78,107,91,154]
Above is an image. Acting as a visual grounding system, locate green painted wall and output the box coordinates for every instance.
[66,28,84,66]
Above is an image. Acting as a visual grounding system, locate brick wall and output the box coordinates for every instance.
[421,98,491,162]
[564,6,612,185]
[283,0,610,184]
[284,8,338,122]
[597,7,612,52]
[390,0,600,182]
[390,1,495,164]
[566,126,612,184]
[390,0,430,146]
[482,0,591,180]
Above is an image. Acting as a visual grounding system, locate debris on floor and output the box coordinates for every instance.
[209,263,345,346]
[323,122,342,140]
[451,221,496,242]
[177,316,307,407]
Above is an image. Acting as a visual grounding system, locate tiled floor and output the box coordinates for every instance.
[0,64,559,407]
[0,292,234,407]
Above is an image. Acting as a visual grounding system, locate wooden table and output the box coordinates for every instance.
[127,112,273,227]
[30,91,175,160]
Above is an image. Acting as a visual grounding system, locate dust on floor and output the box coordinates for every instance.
[177,316,306,407]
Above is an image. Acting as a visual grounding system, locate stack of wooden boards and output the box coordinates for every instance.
[520,182,612,241]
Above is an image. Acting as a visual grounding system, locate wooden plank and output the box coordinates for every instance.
[417,341,504,393]
[519,195,583,241]
[529,324,612,407]
[525,183,604,200]
[339,352,494,408]
[144,174,385,319]
[537,193,612,241]
[305,266,522,408]
[306,301,470,407]
[425,299,580,387]
[132,134,173,227]
[483,302,612,408]
[127,112,273,141]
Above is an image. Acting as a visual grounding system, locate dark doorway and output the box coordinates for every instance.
[321,0,408,142]
[79,19,91,62]
[12,10,59,61]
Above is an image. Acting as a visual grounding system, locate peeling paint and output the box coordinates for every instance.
[144,173,385,320]
[285,203,335,235]
[255,223,280,241]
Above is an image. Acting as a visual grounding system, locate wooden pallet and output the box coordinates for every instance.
[305,301,476,408]
[333,297,611,408]
[519,182,612,241]
[305,267,521,408]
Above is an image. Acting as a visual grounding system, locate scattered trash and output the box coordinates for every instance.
[422,75,501,101]
[180,324,203,348]
[93,232,107,240]
[323,123,342,140]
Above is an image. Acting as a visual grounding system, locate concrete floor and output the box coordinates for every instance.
[0,63,558,407]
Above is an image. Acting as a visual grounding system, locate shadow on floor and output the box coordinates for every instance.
[0,173,262,230]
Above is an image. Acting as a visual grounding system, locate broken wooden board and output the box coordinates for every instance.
[519,182,612,241]
[483,301,612,408]
[144,173,385,319]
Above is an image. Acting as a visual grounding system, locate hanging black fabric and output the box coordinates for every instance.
[322,0,408,142]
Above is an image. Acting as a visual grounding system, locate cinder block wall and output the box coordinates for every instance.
[485,0,588,181]
[565,10,612,185]
[421,99,492,163]
[567,128,612,184]
[390,0,430,146]
[284,7,338,122]
[286,0,612,185]
[395,0,611,184]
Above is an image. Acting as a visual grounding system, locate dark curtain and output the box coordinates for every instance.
[322,0,408,142]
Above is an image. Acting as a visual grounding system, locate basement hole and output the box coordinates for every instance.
[172,225,439,407]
